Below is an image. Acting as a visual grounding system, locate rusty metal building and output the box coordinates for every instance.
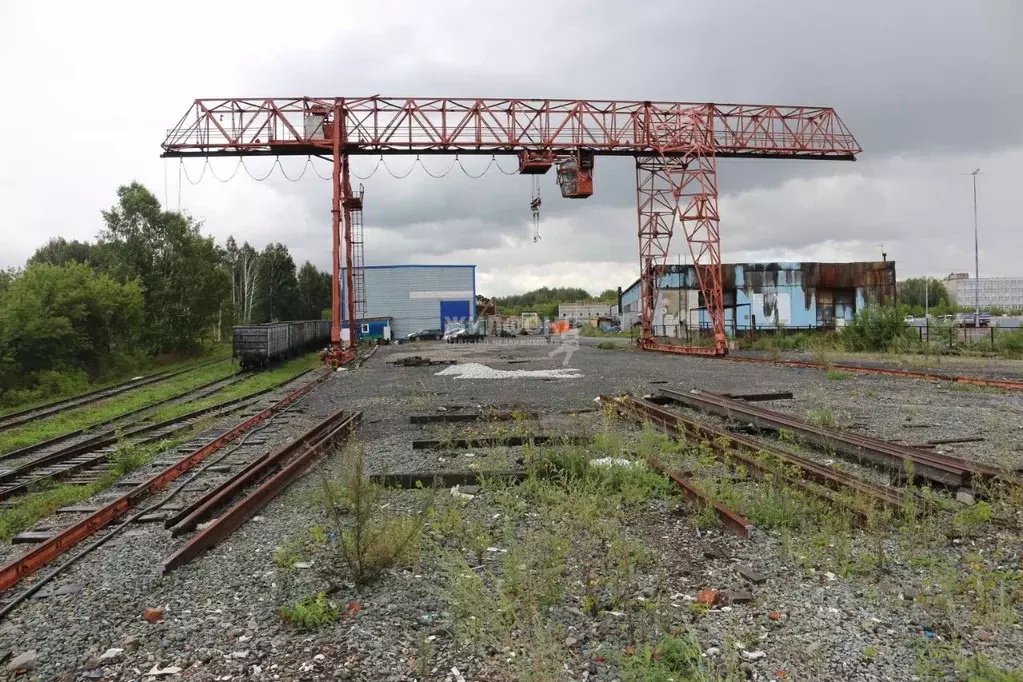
[620,261,896,334]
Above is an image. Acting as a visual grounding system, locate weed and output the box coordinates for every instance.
[806,405,836,427]
[825,369,853,381]
[278,592,340,629]
[273,540,306,569]
[620,630,716,682]
[953,501,993,534]
[597,341,617,350]
[864,646,879,661]
[317,447,426,586]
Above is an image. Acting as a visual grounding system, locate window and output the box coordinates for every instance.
[361,324,370,334]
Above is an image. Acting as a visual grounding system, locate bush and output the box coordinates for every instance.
[997,330,1023,358]
[839,305,912,351]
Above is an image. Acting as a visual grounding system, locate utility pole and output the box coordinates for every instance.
[969,168,980,327]
[925,276,929,321]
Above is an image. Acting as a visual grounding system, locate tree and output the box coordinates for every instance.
[253,242,299,322]
[99,182,231,353]
[597,288,618,303]
[898,277,949,310]
[296,261,332,320]
[0,263,143,399]
[28,238,98,267]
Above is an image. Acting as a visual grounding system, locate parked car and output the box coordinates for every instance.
[446,324,485,343]
[406,328,443,342]
[442,323,466,342]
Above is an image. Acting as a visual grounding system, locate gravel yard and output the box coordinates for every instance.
[1,340,1021,681]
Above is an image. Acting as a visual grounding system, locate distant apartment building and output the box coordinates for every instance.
[945,273,1023,310]
[558,301,619,322]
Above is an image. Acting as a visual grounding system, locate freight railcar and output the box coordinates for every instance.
[233,320,331,369]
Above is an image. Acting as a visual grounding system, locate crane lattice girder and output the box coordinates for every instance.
[160,97,861,160]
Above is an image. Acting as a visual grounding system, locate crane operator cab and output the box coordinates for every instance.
[556,150,594,199]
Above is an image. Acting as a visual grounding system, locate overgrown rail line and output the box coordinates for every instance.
[722,354,1023,391]
[604,394,912,523]
[0,358,230,433]
[656,388,1012,491]
[0,372,246,462]
[161,408,362,572]
[0,382,280,504]
[0,369,332,607]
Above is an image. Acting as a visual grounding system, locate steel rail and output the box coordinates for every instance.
[0,358,229,433]
[0,370,331,591]
[645,457,754,537]
[0,367,318,492]
[0,372,245,462]
[164,405,351,535]
[0,385,286,499]
[722,355,1023,391]
[161,411,362,572]
[659,388,1007,489]
[598,396,754,536]
[609,395,908,519]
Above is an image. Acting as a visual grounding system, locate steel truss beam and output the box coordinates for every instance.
[161,98,860,160]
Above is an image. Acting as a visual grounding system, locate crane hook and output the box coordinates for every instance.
[530,176,542,242]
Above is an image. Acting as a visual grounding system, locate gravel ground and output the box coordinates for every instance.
[0,341,1021,681]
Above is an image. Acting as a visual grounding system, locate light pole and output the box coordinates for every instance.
[969,168,980,327]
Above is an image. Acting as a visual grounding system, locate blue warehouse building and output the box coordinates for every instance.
[620,261,896,335]
[342,265,477,340]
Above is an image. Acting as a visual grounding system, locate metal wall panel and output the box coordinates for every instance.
[342,266,476,338]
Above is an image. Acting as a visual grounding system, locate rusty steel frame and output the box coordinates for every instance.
[612,394,909,519]
[660,389,1008,489]
[161,411,362,573]
[724,355,1023,391]
[0,370,331,592]
[160,97,860,356]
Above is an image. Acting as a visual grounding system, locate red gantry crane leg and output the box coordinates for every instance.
[161,98,860,358]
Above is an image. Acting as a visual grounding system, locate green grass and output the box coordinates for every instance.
[825,369,853,381]
[579,326,632,338]
[0,358,237,455]
[0,344,232,417]
[0,429,201,542]
[145,352,322,423]
[597,341,617,350]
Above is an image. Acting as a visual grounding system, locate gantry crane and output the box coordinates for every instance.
[161,98,861,357]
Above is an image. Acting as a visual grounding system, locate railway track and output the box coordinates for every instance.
[656,388,1011,491]
[0,358,229,433]
[722,354,1023,391]
[161,407,362,572]
[0,372,245,462]
[0,369,333,610]
[0,371,317,504]
[605,394,912,522]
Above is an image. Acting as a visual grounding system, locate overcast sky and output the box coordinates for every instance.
[1,0,1020,296]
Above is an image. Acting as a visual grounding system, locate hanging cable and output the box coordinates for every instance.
[530,175,542,242]
[206,158,244,183]
[310,156,333,180]
[240,157,279,182]
[493,156,520,175]
[180,158,207,185]
[177,161,182,212]
[352,157,382,180]
[420,155,458,179]
[382,157,418,179]
[457,155,495,179]
[278,157,310,182]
